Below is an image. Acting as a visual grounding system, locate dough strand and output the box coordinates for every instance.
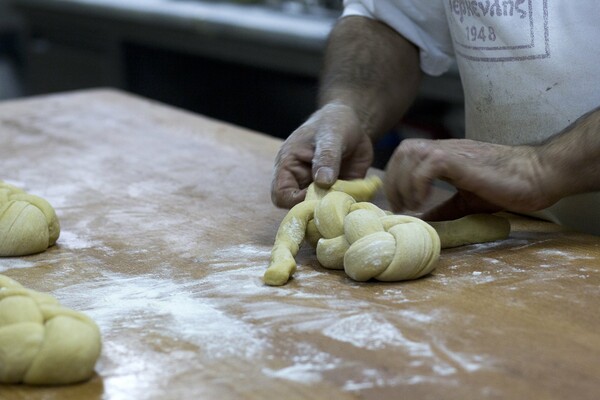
[264,200,318,286]
[428,214,511,248]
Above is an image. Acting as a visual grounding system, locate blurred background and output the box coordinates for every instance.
[0,0,464,168]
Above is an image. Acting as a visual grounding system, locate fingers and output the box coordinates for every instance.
[311,103,375,188]
[270,170,308,209]
[384,139,446,212]
[312,130,343,188]
[271,110,346,208]
[271,104,373,208]
[271,133,314,209]
[339,134,375,181]
[384,138,520,217]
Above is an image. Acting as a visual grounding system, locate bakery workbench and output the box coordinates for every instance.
[1,89,599,399]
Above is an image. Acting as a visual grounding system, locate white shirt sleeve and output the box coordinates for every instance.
[342,0,455,76]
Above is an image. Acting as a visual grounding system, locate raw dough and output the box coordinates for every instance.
[263,200,318,286]
[428,214,511,248]
[0,181,60,256]
[264,176,383,286]
[315,196,441,282]
[0,274,101,385]
[264,177,511,286]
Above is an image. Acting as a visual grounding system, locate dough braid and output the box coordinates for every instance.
[0,181,60,256]
[315,195,440,282]
[0,274,101,385]
[264,177,511,286]
[264,177,388,286]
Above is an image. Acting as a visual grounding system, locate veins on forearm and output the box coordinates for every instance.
[536,105,600,196]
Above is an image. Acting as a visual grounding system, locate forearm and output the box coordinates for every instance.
[318,16,422,141]
[537,106,600,199]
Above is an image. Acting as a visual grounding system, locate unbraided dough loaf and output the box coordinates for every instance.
[264,177,511,286]
[0,274,101,385]
[0,181,60,256]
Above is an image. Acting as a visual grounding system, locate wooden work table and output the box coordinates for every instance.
[0,89,599,399]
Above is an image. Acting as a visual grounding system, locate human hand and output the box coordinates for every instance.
[271,103,373,209]
[384,138,558,220]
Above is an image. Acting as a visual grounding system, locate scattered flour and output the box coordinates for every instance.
[58,230,100,250]
[0,258,38,273]
[262,343,341,384]
[54,271,269,361]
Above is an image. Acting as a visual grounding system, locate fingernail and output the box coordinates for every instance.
[315,167,335,185]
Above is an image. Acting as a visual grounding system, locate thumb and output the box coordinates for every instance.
[312,132,342,188]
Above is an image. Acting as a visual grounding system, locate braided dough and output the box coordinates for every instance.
[0,181,60,256]
[264,177,511,286]
[0,274,101,385]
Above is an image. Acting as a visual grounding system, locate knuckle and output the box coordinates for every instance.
[272,192,292,209]
[428,148,449,171]
[314,144,342,166]
[315,147,338,160]
[271,191,284,208]
[400,138,430,153]
[393,139,429,163]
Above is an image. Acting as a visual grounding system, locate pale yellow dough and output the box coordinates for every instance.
[0,181,60,256]
[0,274,101,385]
[264,176,511,286]
[264,176,384,285]
[428,214,511,248]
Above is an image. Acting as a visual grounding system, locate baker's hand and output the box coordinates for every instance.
[384,138,558,220]
[271,103,373,209]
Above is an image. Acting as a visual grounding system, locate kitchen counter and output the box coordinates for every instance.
[2,89,597,399]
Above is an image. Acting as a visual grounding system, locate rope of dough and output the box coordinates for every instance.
[263,200,318,286]
[0,181,60,256]
[428,214,510,248]
[264,177,511,286]
[264,176,383,286]
[0,274,101,385]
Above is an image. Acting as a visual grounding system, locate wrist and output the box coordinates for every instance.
[535,108,600,199]
[316,100,374,140]
[534,141,584,203]
[318,95,386,141]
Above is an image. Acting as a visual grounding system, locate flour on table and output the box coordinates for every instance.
[262,343,341,384]
[0,258,38,273]
[54,271,269,360]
